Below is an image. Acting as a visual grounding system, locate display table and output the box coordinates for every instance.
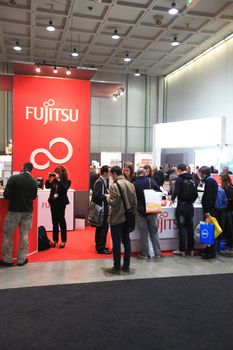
[0,197,38,260]
[37,189,75,231]
[130,204,203,253]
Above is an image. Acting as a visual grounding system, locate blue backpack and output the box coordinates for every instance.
[215,186,227,209]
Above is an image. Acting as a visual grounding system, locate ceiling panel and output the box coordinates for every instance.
[0,0,233,76]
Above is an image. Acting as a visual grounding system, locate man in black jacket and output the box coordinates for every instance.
[199,166,219,259]
[92,165,111,254]
[171,164,198,257]
[0,162,38,267]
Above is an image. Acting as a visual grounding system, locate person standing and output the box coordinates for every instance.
[92,165,111,254]
[0,162,38,267]
[133,168,162,260]
[45,165,71,248]
[220,174,233,252]
[198,166,219,259]
[123,161,136,183]
[106,166,137,274]
[89,165,98,191]
[171,164,198,257]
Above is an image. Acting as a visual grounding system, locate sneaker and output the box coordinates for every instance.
[105,267,121,275]
[190,250,195,257]
[17,258,28,267]
[138,254,148,259]
[0,260,13,267]
[121,266,130,273]
[172,249,185,257]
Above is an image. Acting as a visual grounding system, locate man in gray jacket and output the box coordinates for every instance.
[106,166,137,274]
[0,162,38,267]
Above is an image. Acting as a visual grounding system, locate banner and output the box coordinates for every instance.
[13,76,90,190]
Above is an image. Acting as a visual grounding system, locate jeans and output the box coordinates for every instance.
[175,202,194,252]
[2,211,32,264]
[110,222,131,270]
[137,213,160,258]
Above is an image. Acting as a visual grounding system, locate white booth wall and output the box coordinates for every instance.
[164,37,233,146]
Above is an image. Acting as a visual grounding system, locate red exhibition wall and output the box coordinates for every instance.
[13,76,90,190]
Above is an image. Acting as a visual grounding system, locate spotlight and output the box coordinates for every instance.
[120,88,124,96]
[124,53,131,62]
[171,36,180,46]
[53,66,58,73]
[66,67,71,75]
[112,29,120,40]
[134,69,141,77]
[168,2,179,15]
[13,41,21,51]
[112,94,117,101]
[70,48,79,57]
[35,64,41,73]
[46,20,55,32]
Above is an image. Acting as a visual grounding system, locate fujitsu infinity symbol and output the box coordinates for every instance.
[30,137,73,170]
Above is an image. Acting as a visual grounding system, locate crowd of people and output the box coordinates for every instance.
[90,162,233,273]
[1,160,233,274]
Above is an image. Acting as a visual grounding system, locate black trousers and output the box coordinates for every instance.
[50,201,67,243]
[110,222,131,270]
[95,214,109,252]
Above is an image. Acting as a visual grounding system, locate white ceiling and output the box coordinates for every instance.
[1,0,233,76]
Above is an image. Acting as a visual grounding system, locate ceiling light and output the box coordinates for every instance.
[168,2,179,15]
[70,48,79,57]
[134,69,141,77]
[124,53,131,62]
[66,67,71,75]
[112,95,117,101]
[13,41,21,51]
[171,36,180,46]
[112,29,120,40]
[35,64,41,73]
[53,66,58,73]
[120,88,124,96]
[46,20,55,32]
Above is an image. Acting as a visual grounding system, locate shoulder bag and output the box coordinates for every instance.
[88,181,104,227]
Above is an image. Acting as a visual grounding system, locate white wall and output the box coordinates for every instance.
[165,38,233,145]
[91,73,158,153]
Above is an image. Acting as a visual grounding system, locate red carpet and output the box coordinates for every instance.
[29,227,113,263]
[29,226,172,263]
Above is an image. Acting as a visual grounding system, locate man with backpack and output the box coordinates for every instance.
[171,164,198,257]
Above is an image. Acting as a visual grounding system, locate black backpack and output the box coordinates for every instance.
[182,178,198,203]
[38,226,51,251]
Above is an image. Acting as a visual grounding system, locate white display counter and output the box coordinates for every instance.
[130,204,203,253]
[37,189,75,231]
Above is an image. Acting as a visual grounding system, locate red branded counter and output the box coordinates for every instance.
[0,197,38,260]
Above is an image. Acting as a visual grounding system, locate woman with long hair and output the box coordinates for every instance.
[45,165,71,248]
[123,161,136,183]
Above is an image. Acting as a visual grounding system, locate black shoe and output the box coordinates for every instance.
[50,242,57,248]
[202,254,216,260]
[59,243,65,249]
[98,249,111,254]
[17,258,28,266]
[0,260,13,267]
[121,266,130,273]
[105,267,121,275]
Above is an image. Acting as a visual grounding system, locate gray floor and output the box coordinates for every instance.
[1,253,233,290]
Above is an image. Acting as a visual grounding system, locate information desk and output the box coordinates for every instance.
[130,205,203,253]
[37,189,75,231]
[0,197,38,260]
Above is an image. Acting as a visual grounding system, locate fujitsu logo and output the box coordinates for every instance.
[158,211,178,234]
[25,99,79,125]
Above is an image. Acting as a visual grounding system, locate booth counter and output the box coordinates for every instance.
[37,189,75,231]
[130,204,203,253]
[0,196,38,260]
